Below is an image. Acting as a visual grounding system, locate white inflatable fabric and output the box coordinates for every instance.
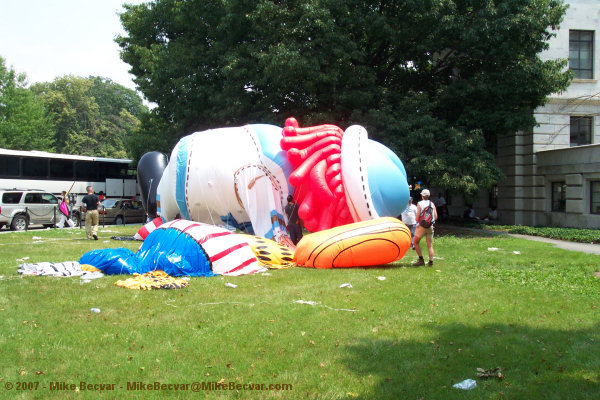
[156,126,290,241]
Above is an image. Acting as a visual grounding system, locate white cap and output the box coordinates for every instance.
[421,189,430,197]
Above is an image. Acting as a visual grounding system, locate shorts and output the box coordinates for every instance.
[415,224,434,239]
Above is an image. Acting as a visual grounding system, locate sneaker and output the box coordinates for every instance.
[413,258,425,267]
[428,261,433,267]
[93,234,98,240]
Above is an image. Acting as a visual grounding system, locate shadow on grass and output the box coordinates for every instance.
[342,322,599,399]
[434,224,502,239]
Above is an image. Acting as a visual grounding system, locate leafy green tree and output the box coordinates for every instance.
[117,0,571,197]
[0,56,55,150]
[31,76,147,158]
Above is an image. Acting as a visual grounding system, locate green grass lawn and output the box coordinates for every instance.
[0,225,598,399]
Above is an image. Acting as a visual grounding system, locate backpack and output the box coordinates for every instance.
[419,201,434,228]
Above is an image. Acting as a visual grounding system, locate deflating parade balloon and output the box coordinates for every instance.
[137,151,168,218]
[293,217,412,268]
[80,219,266,276]
[142,118,409,242]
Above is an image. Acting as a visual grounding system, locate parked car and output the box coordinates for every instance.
[0,189,60,231]
[97,198,146,225]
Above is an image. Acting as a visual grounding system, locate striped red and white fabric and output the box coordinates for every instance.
[134,217,164,241]
[160,220,265,276]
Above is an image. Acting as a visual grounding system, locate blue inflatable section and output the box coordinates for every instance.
[175,136,191,220]
[252,124,294,184]
[79,228,214,277]
[365,139,409,218]
[79,247,140,275]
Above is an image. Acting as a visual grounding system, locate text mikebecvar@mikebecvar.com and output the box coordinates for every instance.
[4,381,293,393]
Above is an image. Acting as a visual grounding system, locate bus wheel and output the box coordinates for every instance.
[11,214,28,231]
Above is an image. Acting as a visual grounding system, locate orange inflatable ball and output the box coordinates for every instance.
[294,217,411,268]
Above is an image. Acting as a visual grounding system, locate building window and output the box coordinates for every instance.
[591,181,600,214]
[570,116,593,146]
[551,182,566,212]
[569,30,594,79]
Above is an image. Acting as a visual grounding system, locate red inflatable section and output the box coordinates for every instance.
[133,217,163,241]
[280,118,353,232]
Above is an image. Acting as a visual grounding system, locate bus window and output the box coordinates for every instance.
[22,158,49,178]
[101,162,127,179]
[75,161,98,180]
[0,156,20,177]
[50,159,74,179]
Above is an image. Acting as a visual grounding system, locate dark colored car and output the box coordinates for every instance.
[97,198,146,225]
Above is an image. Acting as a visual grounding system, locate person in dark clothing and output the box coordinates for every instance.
[81,186,100,240]
[284,195,303,245]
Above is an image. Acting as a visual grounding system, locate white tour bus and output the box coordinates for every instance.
[0,148,138,226]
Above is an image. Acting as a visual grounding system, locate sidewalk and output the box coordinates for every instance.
[507,234,600,255]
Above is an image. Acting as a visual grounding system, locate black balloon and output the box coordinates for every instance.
[137,152,168,218]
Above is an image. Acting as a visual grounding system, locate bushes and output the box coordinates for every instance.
[485,225,600,244]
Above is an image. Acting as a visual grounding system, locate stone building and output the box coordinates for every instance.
[446,0,600,228]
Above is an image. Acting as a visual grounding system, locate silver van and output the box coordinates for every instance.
[0,189,60,231]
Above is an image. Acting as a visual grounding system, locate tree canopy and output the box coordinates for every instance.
[31,76,147,158]
[1,54,149,159]
[0,56,55,150]
[117,0,571,197]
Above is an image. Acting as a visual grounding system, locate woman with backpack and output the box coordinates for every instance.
[413,189,437,267]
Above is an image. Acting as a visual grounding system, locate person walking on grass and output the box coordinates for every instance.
[413,189,437,267]
[57,190,75,228]
[81,186,100,240]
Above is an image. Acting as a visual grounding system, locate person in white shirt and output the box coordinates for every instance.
[401,197,418,248]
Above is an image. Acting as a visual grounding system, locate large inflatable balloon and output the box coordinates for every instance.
[148,118,409,242]
[137,151,168,218]
[80,220,266,277]
[294,217,411,268]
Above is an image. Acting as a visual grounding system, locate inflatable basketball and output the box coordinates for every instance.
[294,217,411,268]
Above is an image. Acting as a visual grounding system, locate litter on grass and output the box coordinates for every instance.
[513,251,521,255]
[339,283,353,288]
[293,299,358,312]
[452,379,476,390]
[487,247,499,251]
[376,276,386,281]
[110,236,137,241]
[476,367,504,380]
[18,261,103,280]
[225,282,238,288]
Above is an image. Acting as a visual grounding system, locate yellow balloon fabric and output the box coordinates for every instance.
[239,234,296,269]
